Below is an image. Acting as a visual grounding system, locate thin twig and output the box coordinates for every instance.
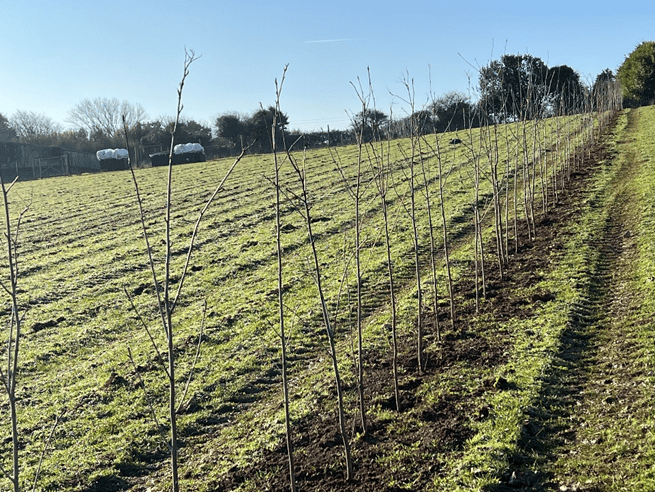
[124,120,168,339]
[123,287,170,379]
[31,407,67,492]
[127,346,165,434]
[0,461,11,481]
[170,145,252,315]
[176,299,207,414]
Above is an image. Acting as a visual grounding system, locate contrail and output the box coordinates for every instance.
[303,38,360,43]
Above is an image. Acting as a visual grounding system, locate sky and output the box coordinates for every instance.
[1,0,654,134]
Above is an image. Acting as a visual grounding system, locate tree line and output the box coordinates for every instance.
[2,44,654,160]
[0,101,214,156]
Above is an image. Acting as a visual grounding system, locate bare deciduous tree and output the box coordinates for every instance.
[270,66,297,492]
[9,110,61,145]
[371,110,401,410]
[397,74,425,373]
[286,145,354,481]
[67,97,146,140]
[125,49,246,492]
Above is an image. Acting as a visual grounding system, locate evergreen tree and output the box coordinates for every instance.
[617,41,655,106]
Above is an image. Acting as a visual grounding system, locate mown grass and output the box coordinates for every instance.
[0,114,594,490]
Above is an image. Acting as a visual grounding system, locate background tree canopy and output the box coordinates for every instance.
[546,65,585,115]
[479,54,549,122]
[478,55,587,121]
[8,110,62,146]
[617,41,655,106]
[388,92,480,138]
[0,113,17,142]
[352,108,389,142]
[66,97,147,141]
[214,107,289,152]
[429,91,479,132]
[248,106,289,151]
[214,114,247,148]
[592,69,617,109]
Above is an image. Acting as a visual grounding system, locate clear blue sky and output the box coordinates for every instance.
[1,0,653,133]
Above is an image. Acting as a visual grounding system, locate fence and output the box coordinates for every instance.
[0,142,98,181]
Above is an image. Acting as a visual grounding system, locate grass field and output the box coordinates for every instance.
[3,107,652,491]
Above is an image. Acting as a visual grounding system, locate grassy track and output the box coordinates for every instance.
[0,113,610,491]
[530,107,655,490]
[443,106,655,491]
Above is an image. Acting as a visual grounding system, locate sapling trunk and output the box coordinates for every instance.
[478,200,486,300]
[355,145,366,435]
[0,175,27,492]
[391,75,424,372]
[164,51,197,492]
[381,177,400,410]
[513,126,519,253]
[492,123,506,274]
[521,120,533,241]
[401,77,424,373]
[353,93,367,434]
[410,139,423,372]
[417,134,441,341]
[531,130,537,231]
[470,124,485,308]
[335,81,370,433]
[565,115,572,186]
[554,113,561,203]
[504,124,511,259]
[481,120,505,280]
[542,119,549,211]
[275,132,296,492]
[473,152,482,310]
[535,120,545,216]
[271,70,297,492]
[288,150,353,480]
[125,49,243,492]
[371,117,400,411]
[433,136,455,328]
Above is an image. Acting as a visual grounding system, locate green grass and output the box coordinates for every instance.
[554,106,655,490]
[0,113,606,490]
[435,125,620,490]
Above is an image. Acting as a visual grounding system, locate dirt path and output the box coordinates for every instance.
[508,109,655,491]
